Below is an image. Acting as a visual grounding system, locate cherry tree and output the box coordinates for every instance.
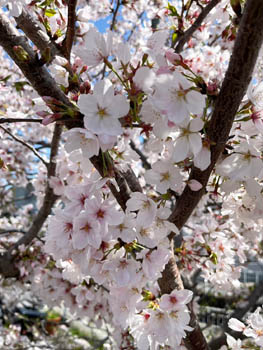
[0,0,263,349]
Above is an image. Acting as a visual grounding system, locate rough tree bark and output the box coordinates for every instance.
[159,1,263,349]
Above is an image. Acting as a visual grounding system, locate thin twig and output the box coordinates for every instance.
[0,125,48,168]
[174,0,220,53]
[130,140,151,170]
[110,0,121,31]
[62,0,78,61]
[126,11,144,42]
[7,126,61,253]
[0,117,43,124]
[0,230,26,235]
[0,128,60,279]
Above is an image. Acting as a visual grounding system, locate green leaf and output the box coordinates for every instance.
[166,2,179,17]
[43,19,52,35]
[14,81,29,92]
[54,28,63,38]
[0,74,11,82]
[210,252,218,265]
[172,32,178,42]
[44,8,57,17]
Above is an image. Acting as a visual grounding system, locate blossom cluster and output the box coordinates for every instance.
[1,0,263,349]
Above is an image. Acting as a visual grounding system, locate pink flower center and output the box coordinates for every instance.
[170,296,178,304]
[97,209,105,219]
[82,223,91,233]
[144,313,150,321]
[64,222,73,233]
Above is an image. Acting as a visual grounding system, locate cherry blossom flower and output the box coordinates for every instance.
[71,285,94,304]
[110,212,137,242]
[103,249,141,287]
[251,108,263,134]
[160,290,193,311]
[153,71,206,124]
[173,117,204,162]
[216,141,262,180]
[64,128,99,158]
[225,333,243,350]
[126,192,157,228]
[84,196,124,235]
[76,27,113,67]
[78,79,129,136]
[133,67,155,93]
[194,144,211,171]
[49,64,69,87]
[228,318,246,332]
[247,81,263,110]
[72,212,101,249]
[188,179,203,191]
[141,247,171,280]
[145,160,183,194]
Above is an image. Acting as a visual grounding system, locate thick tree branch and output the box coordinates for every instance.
[169,0,263,235]
[174,0,220,53]
[0,11,73,109]
[121,166,143,193]
[62,0,78,61]
[0,125,48,168]
[15,8,61,61]
[159,1,263,349]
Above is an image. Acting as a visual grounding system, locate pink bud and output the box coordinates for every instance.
[167,120,176,128]
[42,113,62,125]
[36,110,49,117]
[79,65,88,74]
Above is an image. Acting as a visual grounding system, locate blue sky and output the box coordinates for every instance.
[93,16,111,33]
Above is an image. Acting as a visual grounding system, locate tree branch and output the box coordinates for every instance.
[0,229,26,236]
[169,0,263,235]
[174,0,220,53]
[126,11,144,42]
[159,1,263,349]
[15,8,61,61]
[0,117,43,124]
[0,125,61,278]
[110,0,121,31]
[0,125,48,168]
[61,0,78,61]
[0,11,74,110]
[130,140,151,170]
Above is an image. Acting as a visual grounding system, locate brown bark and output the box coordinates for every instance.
[175,0,221,53]
[61,0,78,61]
